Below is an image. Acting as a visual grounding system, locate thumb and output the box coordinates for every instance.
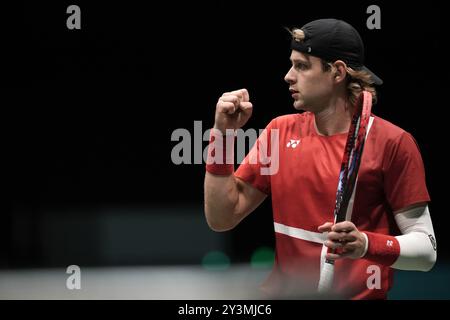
[239,101,253,110]
[318,222,334,233]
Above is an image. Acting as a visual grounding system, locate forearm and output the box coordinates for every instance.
[392,205,437,271]
[204,172,240,231]
[392,231,436,271]
[204,126,239,231]
[204,88,255,232]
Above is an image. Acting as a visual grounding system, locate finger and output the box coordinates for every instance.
[347,231,360,242]
[238,102,253,117]
[326,251,352,260]
[239,101,253,110]
[220,95,241,106]
[219,97,241,113]
[318,222,334,233]
[237,102,253,120]
[226,90,244,101]
[328,231,357,242]
[240,89,250,102]
[342,241,358,251]
[324,240,343,250]
[332,221,357,233]
[217,101,237,114]
[328,231,347,242]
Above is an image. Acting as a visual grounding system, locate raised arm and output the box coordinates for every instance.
[204,89,267,231]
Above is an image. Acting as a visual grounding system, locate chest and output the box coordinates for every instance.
[273,133,383,201]
[278,135,345,186]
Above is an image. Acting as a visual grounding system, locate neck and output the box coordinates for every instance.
[313,94,353,136]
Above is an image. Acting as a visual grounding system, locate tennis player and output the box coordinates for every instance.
[204,19,436,299]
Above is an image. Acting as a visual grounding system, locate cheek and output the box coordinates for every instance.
[297,72,332,95]
[310,75,333,92]
[296,75,311,91]
[298,72,321,86]
[298,77,320,95]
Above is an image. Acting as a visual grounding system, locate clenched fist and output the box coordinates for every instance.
[214,89,253,134]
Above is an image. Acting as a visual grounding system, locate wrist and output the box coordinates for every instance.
[360,232,369,258]
[205,129,236,175]
[212,125,236,136]
[362,231,400,266]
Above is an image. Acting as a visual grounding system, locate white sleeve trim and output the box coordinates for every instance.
[360,232,369,258]
[391,205,437,271]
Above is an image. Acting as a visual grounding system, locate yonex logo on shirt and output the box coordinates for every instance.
[286,139,301,148]
[386,240,393,247]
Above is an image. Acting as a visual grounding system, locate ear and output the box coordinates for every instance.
[332,60,348,84]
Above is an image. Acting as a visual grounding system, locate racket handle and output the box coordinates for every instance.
[318,260,335,293]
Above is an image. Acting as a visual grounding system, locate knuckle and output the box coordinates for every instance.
[217,100,227,108]
[329,232,339,240]
[227,96,237,103]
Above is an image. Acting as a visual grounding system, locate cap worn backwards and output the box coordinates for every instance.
[291,18,383,85]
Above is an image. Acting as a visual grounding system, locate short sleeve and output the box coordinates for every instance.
[383,131,431,212]
[234,119,277,195]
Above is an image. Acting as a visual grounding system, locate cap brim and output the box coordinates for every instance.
[361,66,383,85]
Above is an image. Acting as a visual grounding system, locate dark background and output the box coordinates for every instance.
[3,1,447,296]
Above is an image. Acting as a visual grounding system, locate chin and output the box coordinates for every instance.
[293,100,306,111]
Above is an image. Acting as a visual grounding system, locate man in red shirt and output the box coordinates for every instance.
[204,19,436,299]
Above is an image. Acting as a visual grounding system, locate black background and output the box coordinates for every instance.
[3,1,447,269]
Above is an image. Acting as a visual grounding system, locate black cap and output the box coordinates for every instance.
[291,18,383,85]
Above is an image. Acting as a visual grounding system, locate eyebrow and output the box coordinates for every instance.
[290,57,311,65]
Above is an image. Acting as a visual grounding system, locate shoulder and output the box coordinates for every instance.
[371,115,423,160]
[268,112,313,129]
[372,115,414,143]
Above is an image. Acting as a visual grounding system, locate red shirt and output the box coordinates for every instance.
[235,112,430,299]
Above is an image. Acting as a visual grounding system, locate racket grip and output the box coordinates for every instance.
[318,260,335,293]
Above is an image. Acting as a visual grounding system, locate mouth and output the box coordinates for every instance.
[289,89,299,97]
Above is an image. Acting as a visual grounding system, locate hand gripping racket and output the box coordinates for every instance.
[317,91,373,293]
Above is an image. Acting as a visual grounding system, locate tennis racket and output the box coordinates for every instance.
[317,90,373,293]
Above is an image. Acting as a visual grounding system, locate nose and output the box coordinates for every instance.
[284,66,296,84]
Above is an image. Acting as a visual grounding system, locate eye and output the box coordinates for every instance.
[295,63,307,70]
